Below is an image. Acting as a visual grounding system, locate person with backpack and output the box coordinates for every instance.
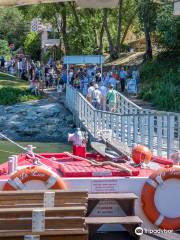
[106,84,117,112]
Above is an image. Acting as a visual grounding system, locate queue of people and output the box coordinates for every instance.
[0,55,140,111]
[86,82,118,112]
[67,65,140,112]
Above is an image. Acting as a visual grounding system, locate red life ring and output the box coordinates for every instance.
[141,166,180,230]
[3,166,67,191]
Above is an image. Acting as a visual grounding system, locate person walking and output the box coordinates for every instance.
[99,83,108,111]
[86,81,95,103]
[108,72,117,89]
[92,84,102,110]
[119,67,128,92]
[106,85,117,112]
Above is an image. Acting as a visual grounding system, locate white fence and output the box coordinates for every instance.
[66,85,180,158]
[116,92,142,114]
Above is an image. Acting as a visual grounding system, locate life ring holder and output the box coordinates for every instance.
[141,166,180,230]
[3,165,67,191]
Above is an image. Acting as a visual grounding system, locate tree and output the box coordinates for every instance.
[0,40,10,57]
[156,4,180,50]
[0,8,29,49]
[24,32,41,60]
[20,1,138,58]
[103,0,138,59]
[137,0,159,60]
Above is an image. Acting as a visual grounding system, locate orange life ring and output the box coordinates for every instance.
[141,166,180,230]
[3,166,67,191]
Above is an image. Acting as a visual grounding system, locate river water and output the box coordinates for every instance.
[0,141,71,164]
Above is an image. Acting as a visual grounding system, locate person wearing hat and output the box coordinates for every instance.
[92,84,102,110]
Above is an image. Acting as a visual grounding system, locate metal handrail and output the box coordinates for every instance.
[66,85,180,158]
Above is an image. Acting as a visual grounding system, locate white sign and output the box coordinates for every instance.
[90,200,122,217]
[174,1,180,16]
[91,179,119,193]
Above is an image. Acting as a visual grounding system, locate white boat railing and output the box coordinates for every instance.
[66,85,180,158]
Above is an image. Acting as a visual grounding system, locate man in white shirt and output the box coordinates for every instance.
[86,81,95,103]
[99,84,107,111]
[92,84,102,110]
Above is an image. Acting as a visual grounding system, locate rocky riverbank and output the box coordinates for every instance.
[0,99,74,142]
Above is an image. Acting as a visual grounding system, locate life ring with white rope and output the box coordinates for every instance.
[3,166,67,191]
[141,166,180,230]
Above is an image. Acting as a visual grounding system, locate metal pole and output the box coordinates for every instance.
[100,55,103,83]
[67,56,69,85]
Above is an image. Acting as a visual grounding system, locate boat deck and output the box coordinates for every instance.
[0,152,173,179]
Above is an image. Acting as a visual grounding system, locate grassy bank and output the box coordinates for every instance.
[0,141,71,163]
[139,51,180,112]
[0,72,41,105]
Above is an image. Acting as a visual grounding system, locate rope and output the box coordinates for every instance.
[0,132,132,175]
[64,152,132,175]
[0,133,26,151]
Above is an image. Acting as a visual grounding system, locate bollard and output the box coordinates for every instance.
[8,157,14,175]
[12,155,18,171]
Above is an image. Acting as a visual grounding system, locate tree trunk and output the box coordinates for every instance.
[61,4,70,54]
[143,0,153,61]
[69,2,85,49]
[144,22,153,60]
[69,2,81,29]
[115,0,123,55]
[98,23,105,54]
[103,9,114,58]
[94,27,99,53]
[120,10,137,46]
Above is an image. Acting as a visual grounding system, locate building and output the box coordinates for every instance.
[174,0,180,15]
[31,19,60,52]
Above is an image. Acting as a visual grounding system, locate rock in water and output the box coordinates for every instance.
[0,99,74,142]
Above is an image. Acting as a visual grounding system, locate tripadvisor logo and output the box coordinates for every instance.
[135,227,173,235]
[135,227,143,236]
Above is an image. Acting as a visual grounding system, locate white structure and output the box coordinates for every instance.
[174,0,180,15]
[31,18,43,33]
[31,18,60,51]
[64,55,105,83]
[41,30,60,49]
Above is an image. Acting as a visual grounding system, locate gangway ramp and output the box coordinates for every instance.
[66,85,180,158]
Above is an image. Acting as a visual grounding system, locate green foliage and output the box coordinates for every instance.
[140,52,180,112]
[0,8,29,49]
[0,40,10,58]
[41,51,51,64]
[137,0,159,31]
[24,32,41,60]
[0,87,40,105]
[20,1,139,56]
[156,4,180,50]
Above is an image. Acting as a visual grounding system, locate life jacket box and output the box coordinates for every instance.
[73,146,86,158]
